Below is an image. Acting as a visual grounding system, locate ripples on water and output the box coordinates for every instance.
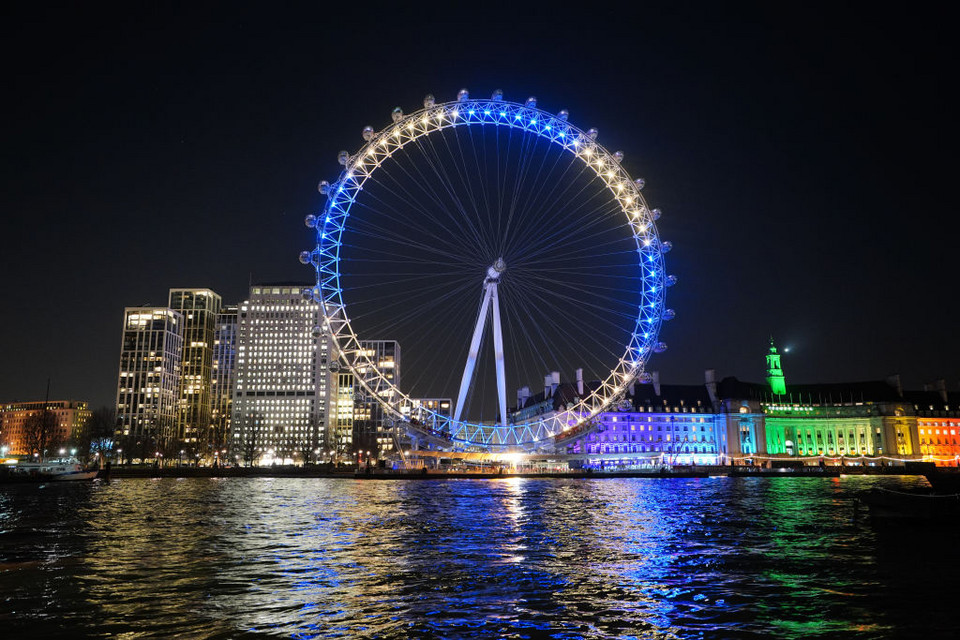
[0,475,954,639]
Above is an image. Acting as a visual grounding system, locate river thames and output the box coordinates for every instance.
[0,475,954,639]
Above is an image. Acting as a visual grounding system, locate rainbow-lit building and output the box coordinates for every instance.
[546,340,958,468]
[555,370,763,467]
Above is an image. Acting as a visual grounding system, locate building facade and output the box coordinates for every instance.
[168,289,222,455]
[210,305,237,463]
[354,340,401,456]
[115,307,183,460]
[0,400,91,456]
[333,369,355,458]
[909,387,960,466]
[231,284,332,465]
[529,343,954,469]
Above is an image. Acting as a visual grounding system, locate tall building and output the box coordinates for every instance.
[355,340,401,455]
[333,369,355,458]
[231,284,332,465]
[210,305,238,462]
[168,288,222,454]
[0,400,91,456]
[115,307,183,459]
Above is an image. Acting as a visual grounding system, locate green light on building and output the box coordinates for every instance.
[766,337,787,396]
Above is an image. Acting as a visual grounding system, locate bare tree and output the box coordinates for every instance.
[240,412,262,467]
[23,410,60,458]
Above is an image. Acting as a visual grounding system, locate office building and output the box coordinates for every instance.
[354,340,401,456]
[168,289,222,453]
[115,307,183,459]
[210,304,237,462]
[231,284,331,465]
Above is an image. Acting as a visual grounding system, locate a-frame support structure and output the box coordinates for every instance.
[454,258,508,426]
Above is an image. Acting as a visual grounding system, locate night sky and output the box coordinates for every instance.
[2,3,955,411]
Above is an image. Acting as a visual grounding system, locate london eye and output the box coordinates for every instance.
[302,89,674,450]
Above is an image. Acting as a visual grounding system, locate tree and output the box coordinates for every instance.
[75,406,116,461]
[23,410,60,458]
[240,412,262,467]
[295,419,320,466]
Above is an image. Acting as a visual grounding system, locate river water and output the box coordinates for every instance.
[0,475,954,639]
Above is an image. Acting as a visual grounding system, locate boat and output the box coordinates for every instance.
[2,457,99,482]
[41,458,99,481]
[859,487,960,522]
[922,467,960,493]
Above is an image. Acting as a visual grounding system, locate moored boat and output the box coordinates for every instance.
[2,457,98,482]
[922,467,960,493]
[860,487,960,522]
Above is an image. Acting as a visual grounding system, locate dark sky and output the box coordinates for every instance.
[1,3,955,411]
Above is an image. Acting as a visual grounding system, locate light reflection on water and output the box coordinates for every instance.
[0,475,954,639]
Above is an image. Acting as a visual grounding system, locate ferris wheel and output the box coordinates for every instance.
[301,89,674,450]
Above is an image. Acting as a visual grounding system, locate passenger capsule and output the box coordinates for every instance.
[634,178,645,190]
[304,214,317,228]
[311,326,323,338]
[666,275,678,287]
[391,107,403,123]
[423,94,435,108]
[298,251,311,264]
[587,128,599,140]
[613,150,624,163]
[457,88,469,101]
[651,208,661,220]
[660,241,672,254]
[318,180,330,195]
[557,109,569,120]
[654,342,668,353]
[661,308,676,321]
[491,89,503,101]
[525,96,537,107]
[337,150,350,166]
[362,126,375,141]
[638,372,654,383]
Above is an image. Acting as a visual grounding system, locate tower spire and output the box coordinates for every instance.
[766,337,786,396]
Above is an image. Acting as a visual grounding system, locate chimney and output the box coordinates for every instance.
[705,369,718,407]
[551,371,560,397]
[517,386,530,408]
[544,373,552,398]
[652,370,661,397]
[575,368,584,396]
[936,379,948,403]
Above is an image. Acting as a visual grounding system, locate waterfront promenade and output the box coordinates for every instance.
[106,462,942,482]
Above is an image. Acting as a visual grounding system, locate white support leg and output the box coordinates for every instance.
[453,286,493,423]
[453,258,508,426]
[490,283,507,425]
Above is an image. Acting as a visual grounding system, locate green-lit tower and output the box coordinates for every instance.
[766,337,787,395]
